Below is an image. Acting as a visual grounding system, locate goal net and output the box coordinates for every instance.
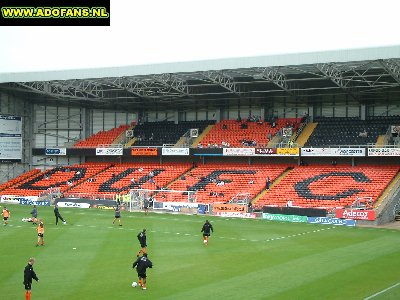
[350,197,373,209]
[128,188,196,211]
[228,192,250,205]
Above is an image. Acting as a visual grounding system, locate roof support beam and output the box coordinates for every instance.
[152,73,191,98]
[380,59,400,85]
[254,67,295,96]
[203,71,241,95]
[15,81,107,102]
[315,63,360,101]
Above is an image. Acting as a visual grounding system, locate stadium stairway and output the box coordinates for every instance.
[174,136,187,147]
[163,166,196,189]
[251,167,293,205]
[295,122,318,147]
[267,135,281,147]
[375,135,385,147]
[373,170,400,208]
[191,125,214,147]
[112,124,135,145]
[125,137,137,147]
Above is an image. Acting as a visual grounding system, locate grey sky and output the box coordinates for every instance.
[0,0,399,73]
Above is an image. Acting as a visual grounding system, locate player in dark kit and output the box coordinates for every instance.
[23,258,39,300]
[143,198,150,215]
[30,205,38,225]
[201,220,214,245]
[132,253,153,290]
[54,204,66,225]
[136,229,147,256]
[112,205,122,226]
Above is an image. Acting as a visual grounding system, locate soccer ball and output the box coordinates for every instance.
[132,281,138,288]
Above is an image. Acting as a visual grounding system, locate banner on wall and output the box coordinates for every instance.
[214,211,257,218]
[212,203,247,213]
[335,209,376,220]
[1,195,39,204]
[161,148,189,156]
[276,148,299,156]
[57,202,91,209]
[131,148,158,156]
[391,125,400,134]
[301,148,365,157]
[368,148,400,157]
[96,147,123,156]
[0,114,22,160]
[223,148,255,156]
[308,217,356,226]
[255,148,277,155]
[262,213,308,223]
[45,148,67,156]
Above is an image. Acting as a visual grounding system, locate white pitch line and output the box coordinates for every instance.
[10,219,335,245]
[364,282,400,300]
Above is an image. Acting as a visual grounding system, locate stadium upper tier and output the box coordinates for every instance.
[199,118,301,148]
[132,120,214,146]
[305,116,400,147]
[67,115,400,149]
[1,163,398,211]
[74,124,130,147]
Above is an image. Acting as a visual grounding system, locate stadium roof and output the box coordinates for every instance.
[1,45,400,111]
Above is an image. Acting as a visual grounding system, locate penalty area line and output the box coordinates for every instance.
[364,282,400,300]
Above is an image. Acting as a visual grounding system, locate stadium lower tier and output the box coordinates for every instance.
[0,163,399,210]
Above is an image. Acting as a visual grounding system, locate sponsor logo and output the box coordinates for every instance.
[223,148,255,156]
[336,148,365,156]
[255,148,277,155]
[94,205,115,210]
[20,199,50,206]
[368,148,400,157]
[57,202,90,208]
[131,148,158,156]
[214,212,257,218]
[301,148,365,157]
[45,148,67,156]
[308,217,356,226]
[335,209,376,220]
[152,201,198,211]
[276,148,299,156]
[213,204,247,213]
[96,147,123,156]
[1,195,39,204]
[262,213,308,223]
[161,148,189,156]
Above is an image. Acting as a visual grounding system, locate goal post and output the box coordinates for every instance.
[127,188,197,212]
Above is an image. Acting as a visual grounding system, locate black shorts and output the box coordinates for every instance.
[38,233,44,237]
[137,272,147,279]
[115,215,120,218]
[140,244,147,248]
[203,233,210,237]
[3,217,8,221]
[24,282,32,290]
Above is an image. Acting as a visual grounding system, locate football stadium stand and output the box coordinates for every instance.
[254,164,400,210]
[74,124,130,147]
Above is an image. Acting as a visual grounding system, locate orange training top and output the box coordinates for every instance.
[2,209,10,218]
[37,224,44,234]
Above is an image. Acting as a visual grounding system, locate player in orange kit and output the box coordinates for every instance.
[36,220,45,246]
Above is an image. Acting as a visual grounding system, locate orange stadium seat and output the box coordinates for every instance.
[74,124,130,148]
[253,164,400,210]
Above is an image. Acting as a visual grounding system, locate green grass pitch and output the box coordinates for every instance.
[1,204,400,299]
